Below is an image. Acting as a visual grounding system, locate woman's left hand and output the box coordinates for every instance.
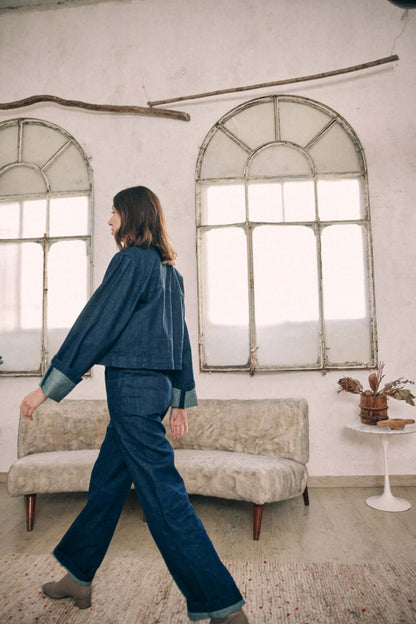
[169,408,188,439]
[20,387,46,420]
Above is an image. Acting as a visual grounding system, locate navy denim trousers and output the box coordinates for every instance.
[53,368,244,621]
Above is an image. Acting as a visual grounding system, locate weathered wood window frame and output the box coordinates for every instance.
[196,95,377,374]
[0,118,93,376]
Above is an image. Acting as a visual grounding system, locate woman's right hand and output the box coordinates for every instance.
[169,408,188,439]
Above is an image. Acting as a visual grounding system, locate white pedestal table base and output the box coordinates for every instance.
[366,494,411,512]
[347,422,416,513]
[365,435,411,512]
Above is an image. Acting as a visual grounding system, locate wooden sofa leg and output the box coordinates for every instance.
[25,494,36,531]
[253,503,263,541]
[302,486,310,506]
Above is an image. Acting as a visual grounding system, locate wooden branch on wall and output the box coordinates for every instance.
[148,55,399,107]
[0,94,190,122]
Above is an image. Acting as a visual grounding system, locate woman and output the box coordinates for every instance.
[20,186,248,624]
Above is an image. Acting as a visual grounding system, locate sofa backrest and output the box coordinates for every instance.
[18,397,309,464]
[18,399,109,458]
[168,398,309,464]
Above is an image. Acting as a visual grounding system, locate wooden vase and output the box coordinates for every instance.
[360,395,388,425]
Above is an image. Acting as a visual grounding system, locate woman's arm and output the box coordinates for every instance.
[40,251,146,402]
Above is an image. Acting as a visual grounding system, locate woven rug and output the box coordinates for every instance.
[1,555,415,624]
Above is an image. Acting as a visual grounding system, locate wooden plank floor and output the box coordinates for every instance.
[1,484,416,563]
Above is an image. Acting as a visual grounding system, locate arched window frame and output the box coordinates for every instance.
[0,118,93,376]
[195,95,377,374]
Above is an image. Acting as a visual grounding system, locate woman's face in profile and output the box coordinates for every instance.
[108,207,121,238]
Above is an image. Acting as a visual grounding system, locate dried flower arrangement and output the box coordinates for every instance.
[337,362,415,406]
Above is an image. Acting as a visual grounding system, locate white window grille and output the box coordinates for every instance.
[0,118,92,376]
[196,95,377,373]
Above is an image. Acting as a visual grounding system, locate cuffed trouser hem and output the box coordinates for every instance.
[52,551,92,587]
[188,599,245,621]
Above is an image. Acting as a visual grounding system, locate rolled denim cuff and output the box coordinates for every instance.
[171,387,198,409]
[40,365,76,402]
[188,599,245,622]
[53,550,92,586]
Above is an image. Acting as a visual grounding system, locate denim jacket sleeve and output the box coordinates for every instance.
[169,322,198,409]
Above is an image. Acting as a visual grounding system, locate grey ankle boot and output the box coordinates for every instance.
[42,573,92,609]
[210,608,249,624]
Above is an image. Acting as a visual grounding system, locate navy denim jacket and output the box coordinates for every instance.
[40,245,197,408]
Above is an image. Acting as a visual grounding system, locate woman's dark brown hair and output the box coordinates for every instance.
[112,186,177,264]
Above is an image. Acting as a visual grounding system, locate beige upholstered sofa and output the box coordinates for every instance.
[7,398,309,540]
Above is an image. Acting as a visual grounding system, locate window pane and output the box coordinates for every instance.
[50,196,89,236]
[0,122,18,169]
[203,228,249,326]
[322,224,372,364]
[248,182,283,222]
[22,200,46,237]
[22,121,68,168]
[325,318,372,365]
[0,241,43,329]
[253,225,320,366]
[0,165,47,196]
[309,123,362,173]
[21,243,44,329]
[0,242,42,371]
[200,183,245,225]
[321,224,368,320]
[283,181,315,222]
[200,227,249,366]
[279,100,331,148]
[46,144,90,192]
[249,144,312,177]
[0,200,46,238]
[47,241,88,357]
[199,129,249,180]
[223,101,276,150]
[47,240,88,359]
[318,179,363,220]
[253,226,320,324]
[48,240,88,327]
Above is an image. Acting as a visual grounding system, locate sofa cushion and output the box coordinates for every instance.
[7,450,99,496]
[8,447,307,507]
[174,449,307,505]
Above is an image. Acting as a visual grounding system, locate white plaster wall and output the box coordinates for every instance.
[1,0,415,476]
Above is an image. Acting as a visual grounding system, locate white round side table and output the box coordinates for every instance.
[347,421,416,512]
